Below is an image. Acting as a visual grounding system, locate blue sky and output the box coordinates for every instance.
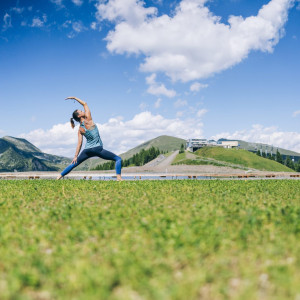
[1,0,299,157]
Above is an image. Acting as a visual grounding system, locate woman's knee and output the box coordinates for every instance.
[115,156,122,164]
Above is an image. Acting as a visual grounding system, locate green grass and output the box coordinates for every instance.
[171,152,187,164]
[0,180,300,299]
[195,147,294,172]
[172,152,245,169]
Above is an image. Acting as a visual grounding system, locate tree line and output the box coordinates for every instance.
[256,149,300,172]
[93,146,164,171]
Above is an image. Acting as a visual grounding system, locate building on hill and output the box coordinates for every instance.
[186,139,239,152]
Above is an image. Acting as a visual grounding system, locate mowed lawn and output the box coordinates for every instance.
[0,180,300,300]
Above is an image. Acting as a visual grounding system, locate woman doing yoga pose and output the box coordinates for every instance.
[57,97,122,180]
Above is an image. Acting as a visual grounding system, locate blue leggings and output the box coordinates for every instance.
[61,146,122,177]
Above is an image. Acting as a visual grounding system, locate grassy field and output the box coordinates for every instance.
[195,147,293,172]
[0,180,300,299]
[172,152,246,169]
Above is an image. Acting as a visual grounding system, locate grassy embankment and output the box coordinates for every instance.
[0,180,300,299]
[173,147,293,172]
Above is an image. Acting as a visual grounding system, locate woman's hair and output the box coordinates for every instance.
[70,110,80,129]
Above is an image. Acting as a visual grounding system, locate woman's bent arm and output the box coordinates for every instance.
[72,131,83,164]
[66,96,92,120]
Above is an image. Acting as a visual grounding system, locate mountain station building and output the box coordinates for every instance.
[186,139,239,152]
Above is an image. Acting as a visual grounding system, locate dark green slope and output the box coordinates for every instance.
[0,136,71,172]
[2,136,42,153]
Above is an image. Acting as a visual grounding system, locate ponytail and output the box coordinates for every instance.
[70,118,75,129]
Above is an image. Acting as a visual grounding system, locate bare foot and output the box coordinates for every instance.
[56,175,63,180]
[116,174,123,181]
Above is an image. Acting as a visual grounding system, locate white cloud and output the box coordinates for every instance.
[90,21,97,30]
[212,124,300,153]
[50,0,64,7]
[64,21,87,38]
[11,7,24,14]
[3,13,12,30]
[72,21,85,33]
[190,82,208,92]
[31,15,47,28]
[72,0,84,6]
[96,0,157,25]
[139,102,148,111]
[97,0,294,82]
[197,108,208,118]
[154,98,162,108]
[62,20,72,28]
[292,110,300,117]
[19,112,204,156]
[174,99,188,108]
[146,73,176,97]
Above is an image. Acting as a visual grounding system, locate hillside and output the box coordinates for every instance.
[85,135,186,170]
[223,139,300,158]
[193,147,294,172]
[0,136,71,172]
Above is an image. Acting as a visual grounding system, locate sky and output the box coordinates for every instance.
[0,0,300,157]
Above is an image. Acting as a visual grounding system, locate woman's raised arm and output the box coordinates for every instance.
[66,96,92,120]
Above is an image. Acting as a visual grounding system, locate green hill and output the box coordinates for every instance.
[0,136,71,172]
[120,135,186,160]
[85,135,186,169]
[193,147,294,172]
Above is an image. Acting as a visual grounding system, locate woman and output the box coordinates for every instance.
[57,96,122,180]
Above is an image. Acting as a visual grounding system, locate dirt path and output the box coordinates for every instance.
[155,150,179,168]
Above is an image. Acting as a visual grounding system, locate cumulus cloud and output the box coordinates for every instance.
[50,0,64,7]
[197,108,208,118]
[63,20,87,38]
[139,102,148,111]
[190,82,208,92]
[154,98,162,108]
[174,99,188,108]
[72,21,86,32]
[3,13,12,30]
[97,0,294,82]
[71,0,83,6]
[211,124,300,153]
[292,110,300,117]
[96,0,157,25]
[11,7,24,14]
[31,15,47,27]
[19,112,204,156]
[146,73,176,97]
[90,21,97,30]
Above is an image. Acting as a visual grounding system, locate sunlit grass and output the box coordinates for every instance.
[0,180,299,299]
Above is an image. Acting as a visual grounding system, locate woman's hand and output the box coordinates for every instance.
[65,96,78,101]
[65,97,86,106]
[71,156,78,165]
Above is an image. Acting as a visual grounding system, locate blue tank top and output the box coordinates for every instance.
[80,121,103,149]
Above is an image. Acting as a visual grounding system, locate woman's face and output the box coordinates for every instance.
[77,110,85,118]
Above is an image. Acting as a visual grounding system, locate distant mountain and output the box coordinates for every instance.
[236,139,300,157]
[85,135,186,170]
[0,136,71,172]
